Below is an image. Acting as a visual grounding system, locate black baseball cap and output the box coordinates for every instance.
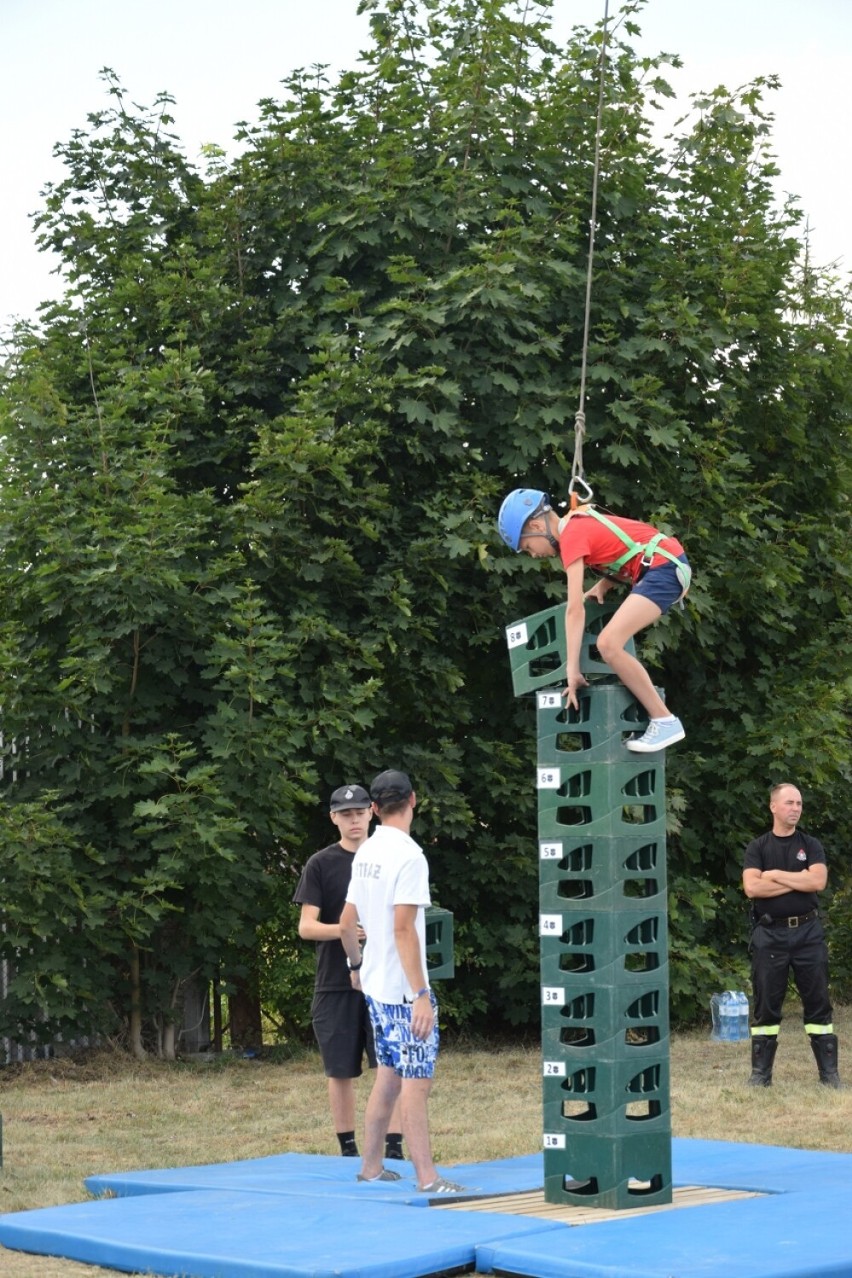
[370,769,413,805]
[329,784,371,812]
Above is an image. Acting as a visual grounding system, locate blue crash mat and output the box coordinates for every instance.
[477,1191,852,1278]
[85,1151,544,1203]
[673,1137,852,1193]
[5,1141,852,1278]
[0,1187,563,1278]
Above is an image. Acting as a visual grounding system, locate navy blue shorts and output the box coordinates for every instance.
[631,555,690,615]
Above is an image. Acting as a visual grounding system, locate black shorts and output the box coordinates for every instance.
[311,989,377,1079]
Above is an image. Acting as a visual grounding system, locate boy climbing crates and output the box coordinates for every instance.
[497,490,692,753]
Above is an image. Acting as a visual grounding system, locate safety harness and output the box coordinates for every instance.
[569,507,692,595]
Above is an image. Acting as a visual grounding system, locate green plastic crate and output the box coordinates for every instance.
[505,601,637,698]
[425,906,454,981]
[543,1130,673,1210]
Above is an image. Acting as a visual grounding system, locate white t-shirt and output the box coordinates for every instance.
[345,824,431,1004]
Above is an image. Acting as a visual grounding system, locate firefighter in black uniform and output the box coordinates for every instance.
[742,782,842,1088]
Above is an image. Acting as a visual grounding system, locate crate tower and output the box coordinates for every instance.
[505,599,672,1209]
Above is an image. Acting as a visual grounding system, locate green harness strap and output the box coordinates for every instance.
[584,508,692,593]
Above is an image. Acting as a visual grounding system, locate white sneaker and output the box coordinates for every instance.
[626,717,685,753]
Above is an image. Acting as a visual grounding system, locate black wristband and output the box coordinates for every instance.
[347,957,363,971]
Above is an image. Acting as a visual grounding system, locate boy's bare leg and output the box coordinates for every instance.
[596,594,669,719]
[359,1065,401,1180]
[399,1076,437,1187]
[328,1077,356,1133]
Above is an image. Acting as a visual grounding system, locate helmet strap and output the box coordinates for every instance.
[525,509,559,552]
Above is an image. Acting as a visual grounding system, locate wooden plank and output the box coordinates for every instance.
[437,1184,762,1225]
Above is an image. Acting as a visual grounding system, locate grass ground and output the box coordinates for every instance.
[1,1004,850,1277]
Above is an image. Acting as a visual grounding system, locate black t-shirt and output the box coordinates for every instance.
[292,842,356,991]
[743,829,826,920]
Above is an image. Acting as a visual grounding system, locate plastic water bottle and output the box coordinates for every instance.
[710,993,722,1040]
[720,990,737,1042]
[736,990,750,1041]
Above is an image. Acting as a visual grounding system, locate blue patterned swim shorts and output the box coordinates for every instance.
[365,993,439,1079]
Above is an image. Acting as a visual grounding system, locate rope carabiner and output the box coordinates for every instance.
[568,474,594,512]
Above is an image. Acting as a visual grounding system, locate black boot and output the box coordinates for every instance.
[810,1033,844,1088]
[746,1035,778,1087]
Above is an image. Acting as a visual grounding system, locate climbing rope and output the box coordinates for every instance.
[569,0,610,511]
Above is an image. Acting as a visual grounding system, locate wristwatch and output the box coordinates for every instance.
[346,956,363,971]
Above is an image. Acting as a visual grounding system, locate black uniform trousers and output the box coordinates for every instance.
[749,915,832,1028]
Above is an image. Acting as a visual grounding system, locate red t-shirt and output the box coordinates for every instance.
[558,512,684,584]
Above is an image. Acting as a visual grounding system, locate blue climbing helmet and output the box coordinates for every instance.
[497,489,551,552]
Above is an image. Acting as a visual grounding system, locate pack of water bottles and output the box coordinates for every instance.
[710,990,750,1041]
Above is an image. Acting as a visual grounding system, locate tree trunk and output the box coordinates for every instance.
[128,944,146,1059]
[227,974,263,1053]
[212,972,223,1054]
[162,1019,176,1061]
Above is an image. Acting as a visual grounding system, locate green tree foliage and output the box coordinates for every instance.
[0,1,849,1044]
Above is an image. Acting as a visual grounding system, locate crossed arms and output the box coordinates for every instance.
[743,864,828,899]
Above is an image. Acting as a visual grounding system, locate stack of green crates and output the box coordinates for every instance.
[506,602,673,1210]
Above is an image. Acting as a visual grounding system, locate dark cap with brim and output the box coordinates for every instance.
[329,784,371,812]
[370,769,413,805]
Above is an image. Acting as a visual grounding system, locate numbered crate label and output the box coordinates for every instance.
[543,1060,567,1077]
[537,691,561,710]
[537,767,561,790]
[541,986,565,1006]
[505,622,529,649]
[543,1133,567,1150]
[539,913,562,937]
[540,841,563,861]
